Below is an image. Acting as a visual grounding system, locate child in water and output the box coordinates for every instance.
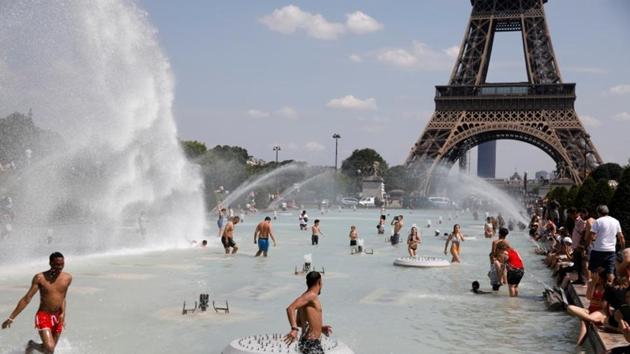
[349,225,358,246]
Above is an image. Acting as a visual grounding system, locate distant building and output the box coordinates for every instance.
[477,141,496,178]
[535,170,549,180]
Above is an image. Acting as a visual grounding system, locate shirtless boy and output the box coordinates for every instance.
[391,215,404,245]
[311,220,322,246]
[254,216,277,257]
[284,272,333,354]
[222,216,240,254]
[2,252,72,354]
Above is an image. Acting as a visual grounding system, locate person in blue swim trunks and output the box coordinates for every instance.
[254,216,277,257]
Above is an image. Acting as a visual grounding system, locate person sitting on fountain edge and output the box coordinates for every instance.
[285,271,332,354]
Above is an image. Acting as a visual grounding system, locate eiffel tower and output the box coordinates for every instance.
[406,0,602,192]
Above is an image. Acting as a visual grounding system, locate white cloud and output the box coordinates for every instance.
[613,112,630,121]
[327,95,377,111]
[608,84,630,96]
[304,141,326,152]
[376,41,455,70]
[377,48,417,67]
[444,46,460,59]
[345,11,383,34]
[275,106,299,120]
[349,54,363,63]
[259,5,345,40]
[247,109,270,118]
[580,115,601,127]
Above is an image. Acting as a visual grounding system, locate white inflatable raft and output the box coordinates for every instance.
[393,256,450,268]
[222,334,354,354]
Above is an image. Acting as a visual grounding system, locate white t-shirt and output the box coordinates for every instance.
[591,215,622,252]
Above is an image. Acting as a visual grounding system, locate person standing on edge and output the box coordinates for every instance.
[496,242,525,297]
[254,216,277,257]
[284,272,332,354]
[2,252,72,354]
[569,207,587,285]
[221,216,240,254]
[586,205,625,287]
[311,220,322,246]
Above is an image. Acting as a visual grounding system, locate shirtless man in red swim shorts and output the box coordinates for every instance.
[2,252,72,354]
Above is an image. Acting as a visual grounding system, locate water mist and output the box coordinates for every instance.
[0,0,205,263]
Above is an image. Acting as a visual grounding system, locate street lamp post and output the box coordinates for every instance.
[332,133,341,171]
[273,145,281,164]
[273,145,281,196]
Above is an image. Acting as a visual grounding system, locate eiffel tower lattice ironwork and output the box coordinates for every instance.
[406,0,602,192]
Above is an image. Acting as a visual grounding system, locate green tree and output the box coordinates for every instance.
[575,177,597,211]
[591,179,614,209]
[210,145,250,164]
[384,165,415,192]
[610,167,630,243]
[341,148,388,178]
[566,185,579,208]
[0,112,63,165]
[180,140,207,160]
[591,162,623,182]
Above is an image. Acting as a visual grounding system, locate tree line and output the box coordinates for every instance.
[546,162,630,243]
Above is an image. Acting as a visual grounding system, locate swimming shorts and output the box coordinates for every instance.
[589,250,616,275]
[298,338,325,354]
[350,240,357,247]
[507,268,524,285]
[35,310,63,334]
[311,235,319,245]
[390,233,400,245]
[258,238,269,252]
[221,236,236,248]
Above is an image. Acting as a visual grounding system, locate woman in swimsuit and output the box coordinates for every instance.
[566,268,609,345]
[444,224,465,263]
[407,225,421,257]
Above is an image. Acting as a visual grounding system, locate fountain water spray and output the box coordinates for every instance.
[218,163,303,209]
[0,0,205,262]
[267,170,334,210]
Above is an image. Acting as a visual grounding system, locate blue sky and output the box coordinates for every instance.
[140,0,630,177]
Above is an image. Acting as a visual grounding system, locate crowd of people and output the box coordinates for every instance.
[531,201,630,351]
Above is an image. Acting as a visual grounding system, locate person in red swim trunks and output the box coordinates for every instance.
[2,252,72,354]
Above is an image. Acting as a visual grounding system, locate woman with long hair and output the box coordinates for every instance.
[444,224,465,263]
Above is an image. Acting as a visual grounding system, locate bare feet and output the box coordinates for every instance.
[25,340,37,354]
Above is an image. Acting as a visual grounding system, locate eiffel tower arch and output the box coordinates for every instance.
[406,0,602,193]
